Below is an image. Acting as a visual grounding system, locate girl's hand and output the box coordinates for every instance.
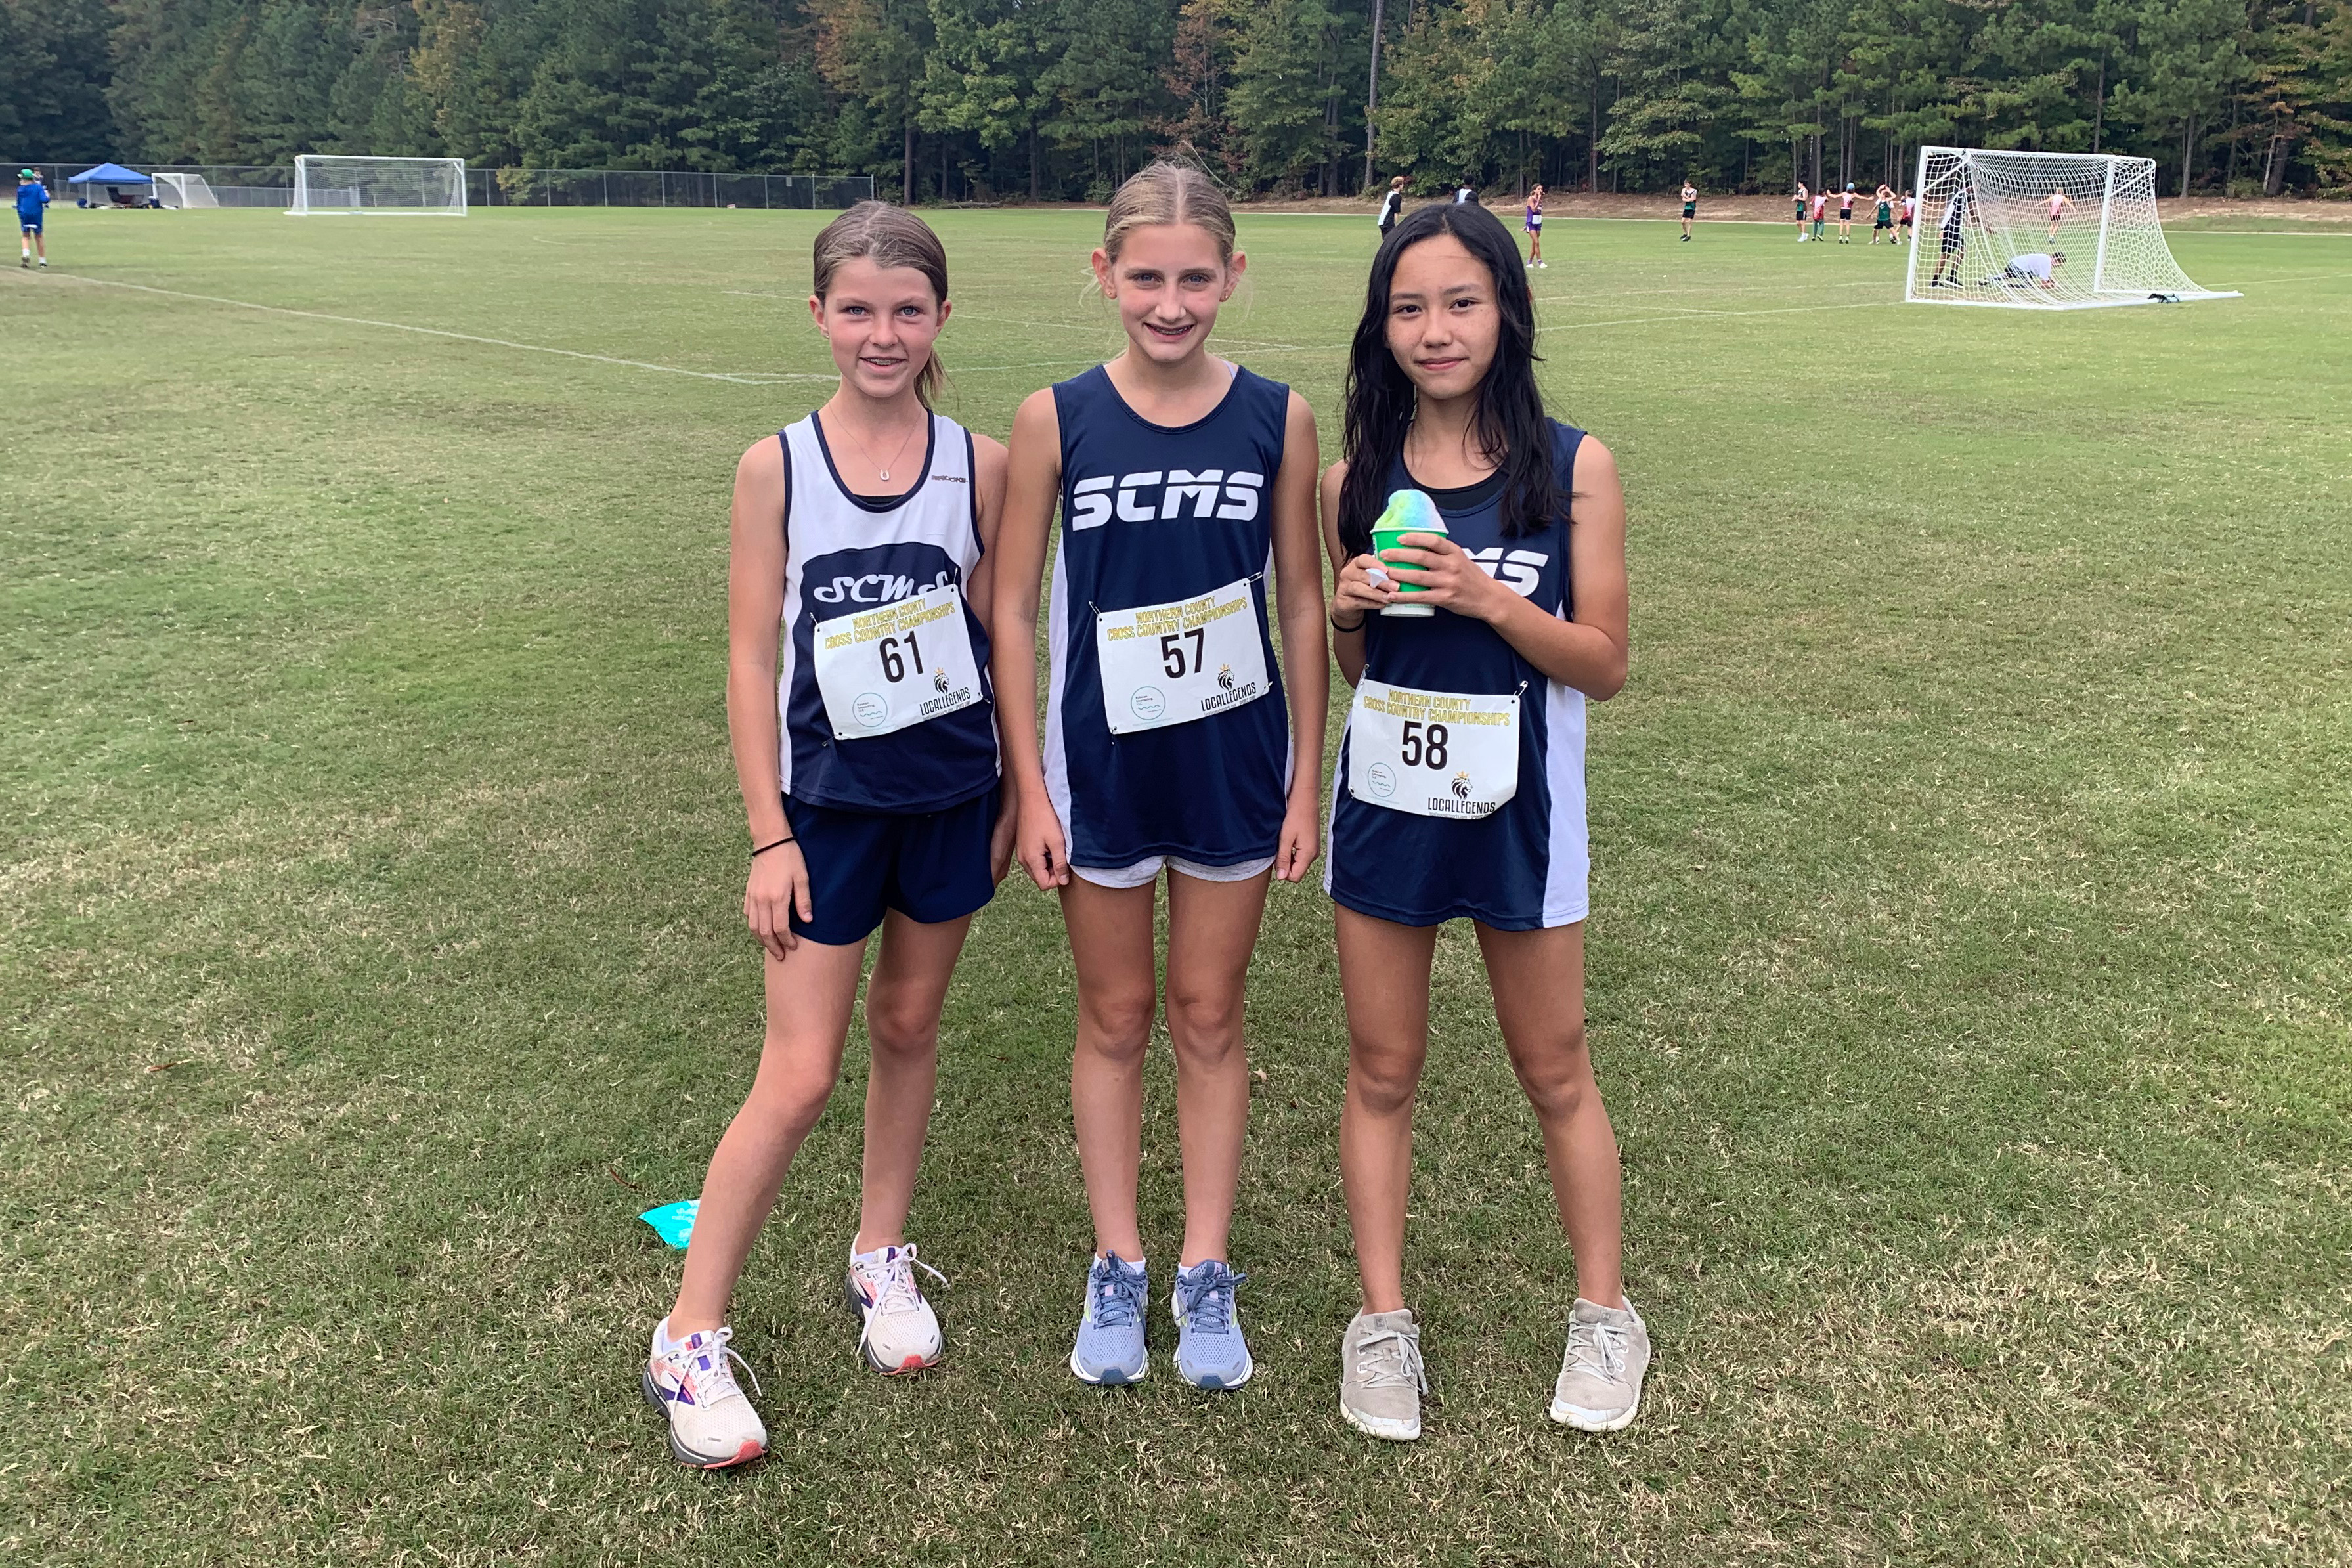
[1333,552,1399,622]
[745,844,812,960]
[1377,533,1510,622]
[989,796,1018,884]
[1014,791,1071,890]
[1273,792,1322,884]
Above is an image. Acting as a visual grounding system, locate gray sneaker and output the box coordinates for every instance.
[1548,1296,1650,1432]
[1339,1309,1426,1441]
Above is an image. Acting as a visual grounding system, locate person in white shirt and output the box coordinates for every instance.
[1376,175,1406,238]
[1454,182,1475,205]
[1991,250,2066,289]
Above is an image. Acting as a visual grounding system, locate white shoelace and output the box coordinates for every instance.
[663,1325,762,1404]
[1355,1326,1427,1393]
[1565,1320,1628,1384]
[853,1245,948,1362]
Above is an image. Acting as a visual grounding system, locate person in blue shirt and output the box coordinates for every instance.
[18,171,50,268]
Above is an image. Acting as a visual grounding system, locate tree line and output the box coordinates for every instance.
[6,0,2348,198]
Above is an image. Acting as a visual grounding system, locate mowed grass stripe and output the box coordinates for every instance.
[1,207,2346,1567]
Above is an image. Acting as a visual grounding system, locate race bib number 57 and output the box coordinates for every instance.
[1095,578,1270,736]
[812,582,985,741]
[1347,679,1519,819]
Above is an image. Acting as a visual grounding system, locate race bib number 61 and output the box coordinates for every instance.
[812,582,985,741]
[1095,577,1270,735]
[1347,679,1519,819]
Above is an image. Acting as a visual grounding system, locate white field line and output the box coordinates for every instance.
[29,272,836,383]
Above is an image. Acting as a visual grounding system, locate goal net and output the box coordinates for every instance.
[154,173,219,209]
[1905,148,2236,310]
[290,155,467,217]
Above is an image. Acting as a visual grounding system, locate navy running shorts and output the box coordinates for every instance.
[782,784,1000,946]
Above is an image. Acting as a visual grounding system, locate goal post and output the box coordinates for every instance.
[290,156,467,217]
[154,173,220,209]
[1904,147,2237,310]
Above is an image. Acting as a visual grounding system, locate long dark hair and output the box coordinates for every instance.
[1338,201,1559,557]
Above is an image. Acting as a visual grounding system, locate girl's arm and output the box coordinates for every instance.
[1270,391,1328,883]
[1374,437,1630,700]
[1320,458,1385,688]
[728,437,811,957]
[989,389,1070,889]
[968,432,1018,882]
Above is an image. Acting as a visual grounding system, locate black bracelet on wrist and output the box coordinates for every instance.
[1330,609,1368,633]
[751,835,796,860]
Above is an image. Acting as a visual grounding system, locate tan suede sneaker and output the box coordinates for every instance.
[1340,1308,1427,1441]
[1548,1296,1650,1433]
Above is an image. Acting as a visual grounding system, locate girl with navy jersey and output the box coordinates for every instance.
[993,163,1327,1391]
[1319,201,1647,1442]
[642,205,1013,1470]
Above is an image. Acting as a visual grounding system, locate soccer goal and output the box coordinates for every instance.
[154,173,220,209]
[290,155,467,217]
[1905,148,2236,310]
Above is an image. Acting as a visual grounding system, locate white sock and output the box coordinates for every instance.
[851,1240,897,1270]
[1095,1251,1146,1276]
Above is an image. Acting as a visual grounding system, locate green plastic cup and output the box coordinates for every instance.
[1370,489,1447,617]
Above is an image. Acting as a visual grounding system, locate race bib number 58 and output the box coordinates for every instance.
[812,582,985,741]
[1095,578,1270,735]
[1347,679,1519,819]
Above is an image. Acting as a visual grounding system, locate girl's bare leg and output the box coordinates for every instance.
[855,908,978,1252]
[671,936,869,1332]
[1061,875,1160,1261]
[1473,920,1624,1307]
[1335,907,1439,1313]
[1162,868,1273,1267]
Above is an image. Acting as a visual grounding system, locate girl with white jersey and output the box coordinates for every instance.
[1318,201,1642,1443]
[993,162,1326,1392]
[642,204,1011,1469]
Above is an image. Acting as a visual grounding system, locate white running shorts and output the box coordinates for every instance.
[1071,854,1276,890]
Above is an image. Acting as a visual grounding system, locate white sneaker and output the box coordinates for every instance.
[643,1318,767,1468]
[846,1242,946,1374]
[1548,1296,1651,1433]
[1339,1309,1426,1441]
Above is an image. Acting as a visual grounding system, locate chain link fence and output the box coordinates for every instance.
[479,169,874,209]
[14,164,873,212]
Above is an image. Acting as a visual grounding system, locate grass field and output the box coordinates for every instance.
[4,204,2349,1567]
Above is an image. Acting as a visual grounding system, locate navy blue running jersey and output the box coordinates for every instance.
[777,411,999,814]
[1326,422,1590,930]
[1043,364,1293,869]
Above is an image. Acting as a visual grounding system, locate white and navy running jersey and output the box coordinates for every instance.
[1326,422,1590,930]
[1043,364,1293,869]
[777,411,997,813]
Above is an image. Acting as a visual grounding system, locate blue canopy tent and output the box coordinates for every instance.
[69,163,155,208]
